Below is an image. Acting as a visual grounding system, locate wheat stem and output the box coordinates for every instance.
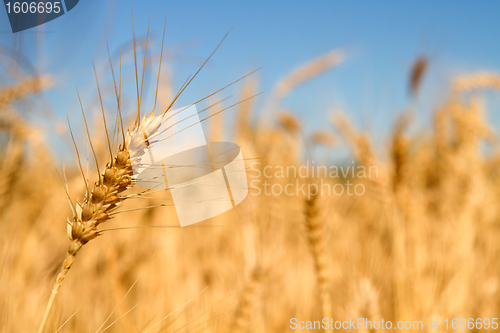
[37,289,56,333]
[37,242,82,333]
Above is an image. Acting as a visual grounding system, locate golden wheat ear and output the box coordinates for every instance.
[304,193,333,331]
[409,55,428,97]
[37,39,144,333]
[37,90,136,333]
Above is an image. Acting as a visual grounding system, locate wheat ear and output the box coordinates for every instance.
[36,14,170,331]
[452,72,500,93]
[273,49,345,99]
[304,193,333,331]
[233,268,262,333]
[37,114,136,333]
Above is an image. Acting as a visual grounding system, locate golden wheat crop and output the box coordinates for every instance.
[1,28,500,333]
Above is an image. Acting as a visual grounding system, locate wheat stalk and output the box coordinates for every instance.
[36,107,145,333]
[36,16,166,332]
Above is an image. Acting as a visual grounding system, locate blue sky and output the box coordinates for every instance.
[1,0,499,157]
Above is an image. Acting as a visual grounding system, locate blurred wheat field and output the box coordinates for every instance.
[1,45,500,333]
